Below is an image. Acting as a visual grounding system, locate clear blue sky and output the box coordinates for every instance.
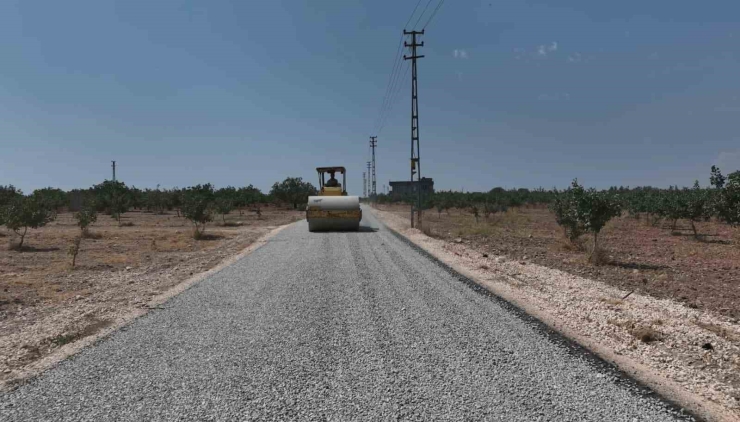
[1,0,738,195]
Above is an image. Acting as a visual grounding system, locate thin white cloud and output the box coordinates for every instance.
[536,42,557,57]
[453,49,469,59]
[567,52,582,63]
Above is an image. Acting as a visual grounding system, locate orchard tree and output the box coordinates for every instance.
[270,177,318,209]
[181,184,215,238]
[75,205,98,234]
[3,196,54,250]
[549,181,585,243]
[32,188,67,217]
[214,197,234,224]
[710,166,740,226]
[683,181,711,237]
[575,186,622,262]
[0,185,23,226]
[92,180,131,223]
[145,186,167,214]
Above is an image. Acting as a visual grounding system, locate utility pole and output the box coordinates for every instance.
[363,172,367,198]
[404,30,424,228]
[370,136,377,201]
[366,161,371,199]
[111,161,116,182]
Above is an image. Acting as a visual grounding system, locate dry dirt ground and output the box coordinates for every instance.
[372,204,740,421]
[0,207,303,385]
[378,204,740,320]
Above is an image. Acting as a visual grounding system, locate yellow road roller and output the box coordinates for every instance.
[306,167,362,232]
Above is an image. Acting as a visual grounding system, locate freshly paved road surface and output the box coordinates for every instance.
[1,208,694,421]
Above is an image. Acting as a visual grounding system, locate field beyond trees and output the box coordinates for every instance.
[375,203,740,320]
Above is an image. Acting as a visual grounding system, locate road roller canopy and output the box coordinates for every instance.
[316,167,347,194]
[316,167,346,174]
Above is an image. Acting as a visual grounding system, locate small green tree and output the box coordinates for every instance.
[214,197,234,224]
[683,181,710,238]
[3,196,54,250]
[181,184,215,238]
[75,205,98,235]
[0,185,22,226]
[549,181,584,243]
[710,166,740,227]
[32,188,67,218]
[574,186,622,263]
[269,177,318,209]
[68,236,81,268]
[92,180,130,223]
[470,204,480,223]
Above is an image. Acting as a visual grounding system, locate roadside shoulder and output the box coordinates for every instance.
[1,222,296,392]
[370,206,739,422]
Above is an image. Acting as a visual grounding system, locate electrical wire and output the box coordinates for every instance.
[422,0,446,29]
[412,0,435,29]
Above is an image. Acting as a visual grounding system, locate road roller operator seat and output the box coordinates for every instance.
[317,167,347,196]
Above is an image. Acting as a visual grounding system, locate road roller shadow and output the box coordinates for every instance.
[308,226,378,233]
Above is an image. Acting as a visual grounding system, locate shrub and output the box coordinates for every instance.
[75,206,98,234]
[92,180,130,223]
[575,187,621,263]
[549,182,584,243]
[550,180,621,263]
[214,197,234,224]
[269,177,318,209]
[68,236,81,268]
[181,184,215,238]
[3,196,55,250]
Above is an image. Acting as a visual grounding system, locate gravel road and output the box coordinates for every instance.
[1,208,695,421]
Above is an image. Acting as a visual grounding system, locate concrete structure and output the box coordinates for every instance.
[388,177,434,198]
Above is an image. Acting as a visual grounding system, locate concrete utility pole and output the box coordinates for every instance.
[370,136,377,200]
[404,30,424,228]
[111,161,116,182]
[366,161,371,199]
[363,172,367,198]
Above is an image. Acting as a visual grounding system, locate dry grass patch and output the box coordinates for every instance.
[696,321,740,342]
[632,326,661,343]
[600,297,624,306]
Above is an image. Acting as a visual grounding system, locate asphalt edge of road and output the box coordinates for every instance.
[0,221,298,393]
[376,219,711,422]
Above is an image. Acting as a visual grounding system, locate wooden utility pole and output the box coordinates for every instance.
[404,30,424,228]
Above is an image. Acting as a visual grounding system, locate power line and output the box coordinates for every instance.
[377,62,409,135]
[403,0,424,29]
[412,0,435,29]
[376,61,410,135]
[422,0,446,29]
[370,0,428,136]
[374,39,405,134]
[372,33,405,134]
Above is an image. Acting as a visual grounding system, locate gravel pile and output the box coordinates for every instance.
[1,209,694,421]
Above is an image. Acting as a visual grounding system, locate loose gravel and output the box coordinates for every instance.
[0,208,695,421]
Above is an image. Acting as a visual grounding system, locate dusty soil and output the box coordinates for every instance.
[371,206,740,422]
[0,207,302,384]
[376,204,740,320]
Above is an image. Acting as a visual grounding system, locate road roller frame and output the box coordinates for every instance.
[306,167,362,232]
